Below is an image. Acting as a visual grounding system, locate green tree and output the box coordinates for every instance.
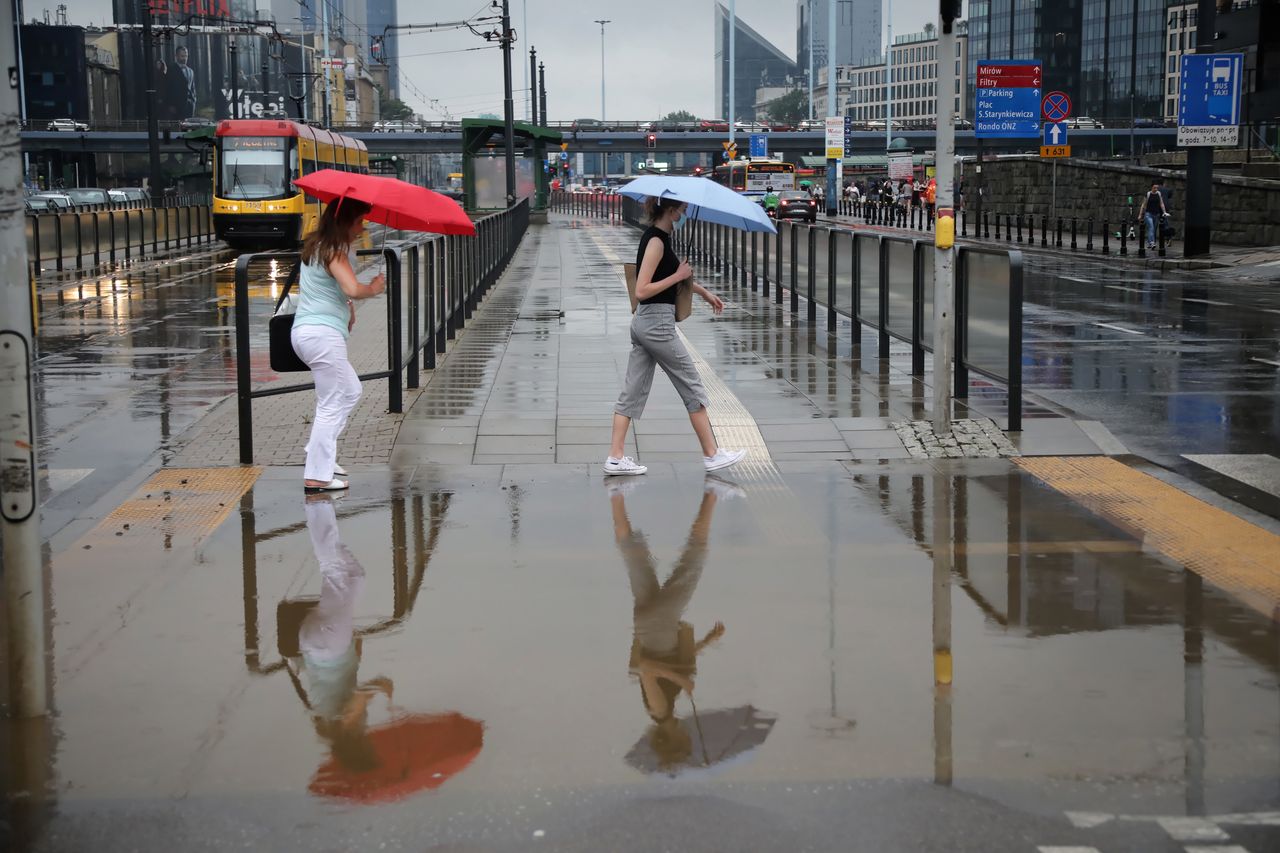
[765,89,808,125]
[663,109,698,122]
[379,92,414,120]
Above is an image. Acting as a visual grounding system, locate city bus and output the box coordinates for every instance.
[213,119,369,250]
[710,158,796,193]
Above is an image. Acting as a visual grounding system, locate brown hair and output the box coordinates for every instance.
[300,199,372,267]
[643,196,684,224]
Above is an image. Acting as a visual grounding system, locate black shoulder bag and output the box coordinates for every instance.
[268,261,311,373]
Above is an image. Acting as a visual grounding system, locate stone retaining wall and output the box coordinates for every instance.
[968,156,1280,246]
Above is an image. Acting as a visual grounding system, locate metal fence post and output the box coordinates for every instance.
[406,244,420,389]
[806,226,816,323]
[1007,251,1023,432]
[234,253,256,464]
[426,240,437,368]
[750,232,758,291]
[911,242,924,376]
[789,223,799,314]
[1070,216,1078,251]
[827,228,837,333]
[385,249,403,414]
[878,238,890,359]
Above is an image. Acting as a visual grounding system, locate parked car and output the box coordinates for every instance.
[62,188,111,208]
[865,119,905,131]
[108,187,151,206]
[1068,116,1104,129]
[47,118,89,132]
[27,192,74,210]
[376,119,423,132]
[797,119,826,131]
[734,120,770,133]
[768,121,794,132]
[775,190,817,223]
[647,119,694,133]
[1133,117,1168,128]
[699,118,730,132]
[572,118,607,133]
[179,116,216,131]
[24,196,65,212]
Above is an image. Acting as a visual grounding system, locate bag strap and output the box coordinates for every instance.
[273,260,303,312]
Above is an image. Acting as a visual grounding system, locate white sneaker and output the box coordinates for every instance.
[603,455,648,476]
[703,448,747,472]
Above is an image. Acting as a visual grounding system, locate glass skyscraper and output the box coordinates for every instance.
[715,3,798,123]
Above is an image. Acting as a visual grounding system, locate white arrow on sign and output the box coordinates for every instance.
[1049,123,1062,144]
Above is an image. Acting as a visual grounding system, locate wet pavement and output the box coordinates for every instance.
[3,215,1279,852]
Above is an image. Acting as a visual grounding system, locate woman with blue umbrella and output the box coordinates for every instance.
[604,193,747,476]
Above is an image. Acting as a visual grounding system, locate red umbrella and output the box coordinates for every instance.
[309,712,484,804]
[294,169,476,236]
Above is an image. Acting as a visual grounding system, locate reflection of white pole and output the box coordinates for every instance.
[932,473,953,786]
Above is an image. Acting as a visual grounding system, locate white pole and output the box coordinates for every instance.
[729,0,736,149]
[885,15,892,151]
[321,0,332,126]
[594,19,610,121]
[522,0,529,121]
[1,0,47,718]
[826,0,837,214]
[932,6,958,435]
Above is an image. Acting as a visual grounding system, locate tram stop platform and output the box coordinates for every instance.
[5,214,1280,853]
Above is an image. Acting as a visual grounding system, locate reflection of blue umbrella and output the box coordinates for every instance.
[625,704,778,778]
[619,175,777,233]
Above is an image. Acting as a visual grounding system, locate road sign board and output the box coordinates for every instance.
[1040,145,1071,158]
[749,134,768,158]
[1177,53,1244,147]
[560,142,568,152]
[1042,122,1069,146]
[559,151,568,161]
[722,140,736,151]
[975,60,1042,139]
[824,116,845,159]
[1041,91,1071,122]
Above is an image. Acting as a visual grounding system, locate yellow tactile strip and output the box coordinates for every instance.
[87,467,262,546]
[1016,456,1280,621]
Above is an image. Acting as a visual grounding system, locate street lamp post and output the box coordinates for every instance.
[500,0,516,207]
[593,19,610,123]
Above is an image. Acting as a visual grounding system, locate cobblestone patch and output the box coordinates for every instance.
[892,418,1020,459]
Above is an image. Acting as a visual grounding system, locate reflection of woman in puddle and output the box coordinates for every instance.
[299,494,392,771]
[611,479,739,767]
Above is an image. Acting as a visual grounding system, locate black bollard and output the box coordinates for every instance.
[983,211,990,239]
[1120,219,1128,255]
[1138,217,1147,258]
[1158,218,1167,258]
[1041,215,1048,247]
[1016,213,1023,244]
[994,212,1001,241]
[1056,217,1063,248]
[1005,214,1013,241]
[1086,217,1094,252]
[1102,221,1110,254]
[961,210,968,238]
[1070,217,1078,251]
[1028,214,1034,246]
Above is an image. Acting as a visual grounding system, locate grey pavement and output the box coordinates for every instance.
[4,212,1279,853]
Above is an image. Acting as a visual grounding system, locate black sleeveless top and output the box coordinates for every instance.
[636,226,680,305]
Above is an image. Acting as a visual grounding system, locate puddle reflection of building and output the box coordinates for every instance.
[238,489,483,802]
[610,480,778,775]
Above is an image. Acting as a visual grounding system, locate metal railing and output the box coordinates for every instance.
[681,216,1024,431]
[547,190,624,219]
[233,199,529,463]
[26,204,216,275]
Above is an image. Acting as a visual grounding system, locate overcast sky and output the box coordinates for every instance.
[53,0,937,120]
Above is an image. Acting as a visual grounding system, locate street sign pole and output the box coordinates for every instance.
[825,0,838,217]
[1185,0,1218,257]
[932,2,959,436]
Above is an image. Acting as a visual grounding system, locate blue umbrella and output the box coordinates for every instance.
[619,175,777,234]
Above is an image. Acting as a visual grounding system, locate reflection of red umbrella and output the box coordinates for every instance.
[309,712,484,804]
[294,170,476,235]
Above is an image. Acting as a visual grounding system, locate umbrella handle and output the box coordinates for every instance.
[687,693,711,767]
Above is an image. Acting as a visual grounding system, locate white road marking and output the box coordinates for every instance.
[1216,811,1280,826]
[1181,297,1231,306]
[1185,847,1249,853]
[1157,817,1230,842]
[1094,322,1146,336]
[1105,285,1143,293]
[1183,453,1280,499]
[1251,357,1280,367]
[1038,848,1100,853]
[44,468,94,493]
[1061,276,1095,284]
[1065,812,1114,829]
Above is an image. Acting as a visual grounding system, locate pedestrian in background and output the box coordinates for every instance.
[605,197,746,476]
[1138,181,1167,249]
[292,200,386,492]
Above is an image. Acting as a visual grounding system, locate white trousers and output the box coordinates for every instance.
[291,324,362,482]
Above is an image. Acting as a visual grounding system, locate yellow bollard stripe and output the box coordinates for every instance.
[1015,456,1280,621]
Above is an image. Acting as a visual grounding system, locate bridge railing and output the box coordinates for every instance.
[676,216,1023,431]
[547,190,623,219]
[233,199,529,464]
[26,204,216,275]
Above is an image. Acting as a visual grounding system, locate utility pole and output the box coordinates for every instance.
[825,0,837,216]
[808,0,815,120]
[932,0,960,436]
[500,0,516,207]
[529,47,538,126]
[538,61,546,125]
[885,16,892,151]
[1185,0,1216,257]
[320,0,332,126]
[229,39,239,119]
[593,19,610,122]
[1,0,47,718]
[522,0,529,121]
[141,8,163,194]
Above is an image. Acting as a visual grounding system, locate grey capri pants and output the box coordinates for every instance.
[615,303,710,418]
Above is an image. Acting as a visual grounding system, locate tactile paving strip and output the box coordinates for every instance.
[88,467,262,546]
[1016,456,1280,620]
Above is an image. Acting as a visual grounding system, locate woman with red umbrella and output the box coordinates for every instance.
[292,200,386,493]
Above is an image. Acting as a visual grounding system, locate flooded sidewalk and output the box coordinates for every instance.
[4,215,1279,853]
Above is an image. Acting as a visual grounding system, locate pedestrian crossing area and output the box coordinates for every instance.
[1034,809,1280,853]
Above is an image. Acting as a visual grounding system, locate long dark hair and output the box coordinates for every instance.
[301,199,371,267]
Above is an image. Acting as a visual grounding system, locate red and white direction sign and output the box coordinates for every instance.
[976,63,1042,89]
[1041,91,1072,122]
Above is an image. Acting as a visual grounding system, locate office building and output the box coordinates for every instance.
[365,0,398,96]
[715,3,799,123]
[822,24,970,126]
[797,0,882,75]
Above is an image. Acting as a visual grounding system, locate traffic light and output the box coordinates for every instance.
[692,165,704,176]
[645,133,657,149]
[940,0,961,32]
